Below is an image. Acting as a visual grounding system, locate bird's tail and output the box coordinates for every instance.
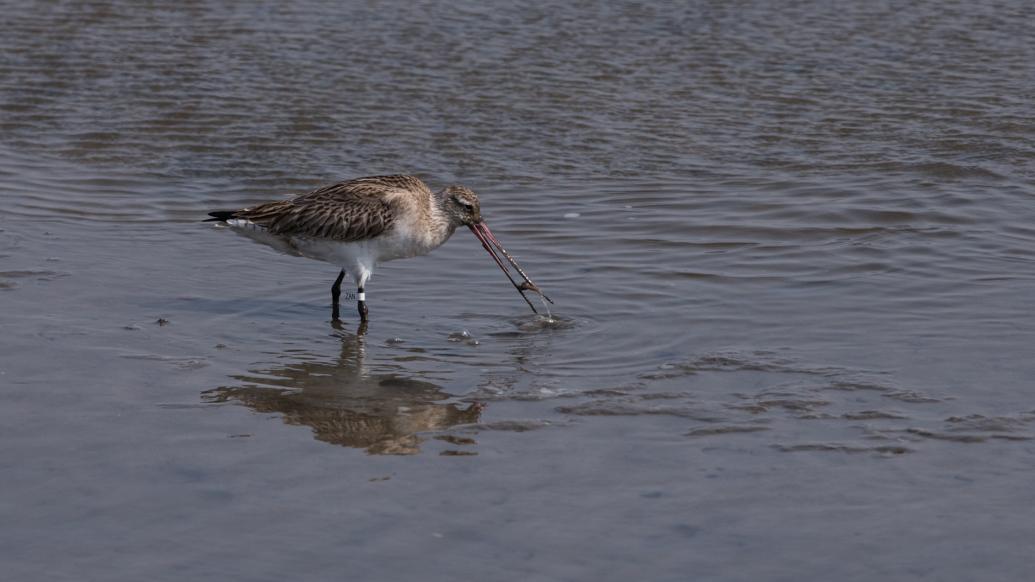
[205,210,238,223]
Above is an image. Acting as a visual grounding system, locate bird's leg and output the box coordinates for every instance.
[331,269,345,321]
[355,271,371,323]
[357,286,369,322]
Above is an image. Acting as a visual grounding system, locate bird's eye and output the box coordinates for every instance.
[461,202,473,211]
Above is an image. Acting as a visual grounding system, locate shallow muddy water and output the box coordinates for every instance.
[3,1,1035,580]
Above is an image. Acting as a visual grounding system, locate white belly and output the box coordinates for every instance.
[225,219,451,280]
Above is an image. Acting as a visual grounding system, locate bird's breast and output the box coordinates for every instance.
[377,221,455,261]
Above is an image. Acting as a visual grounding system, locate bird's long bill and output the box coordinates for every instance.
[468,222,553,314]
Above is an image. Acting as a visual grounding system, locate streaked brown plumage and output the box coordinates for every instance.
[233,176,434,240]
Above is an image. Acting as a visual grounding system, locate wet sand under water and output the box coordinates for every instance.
[4,1,1035,580]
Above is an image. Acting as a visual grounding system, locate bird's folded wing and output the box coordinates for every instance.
[235,180,400,242]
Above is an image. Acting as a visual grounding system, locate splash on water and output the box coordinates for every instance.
[536,294,554,322]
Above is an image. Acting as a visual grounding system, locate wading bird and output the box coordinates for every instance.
[207,175,550,324]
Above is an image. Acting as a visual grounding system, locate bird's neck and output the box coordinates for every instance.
[414,191,458,248]
[433,189,464,223]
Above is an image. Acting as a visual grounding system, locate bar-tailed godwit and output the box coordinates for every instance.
[207,175,550,323]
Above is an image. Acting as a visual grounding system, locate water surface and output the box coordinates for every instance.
[3,1,1035,580]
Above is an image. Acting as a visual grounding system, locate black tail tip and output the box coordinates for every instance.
[205,210,237,222]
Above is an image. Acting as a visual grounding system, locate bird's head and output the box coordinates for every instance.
[441,185,482,226]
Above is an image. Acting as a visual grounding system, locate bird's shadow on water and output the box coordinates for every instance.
[202,326,484,455]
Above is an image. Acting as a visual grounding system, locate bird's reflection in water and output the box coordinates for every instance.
[203,329,483,455]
